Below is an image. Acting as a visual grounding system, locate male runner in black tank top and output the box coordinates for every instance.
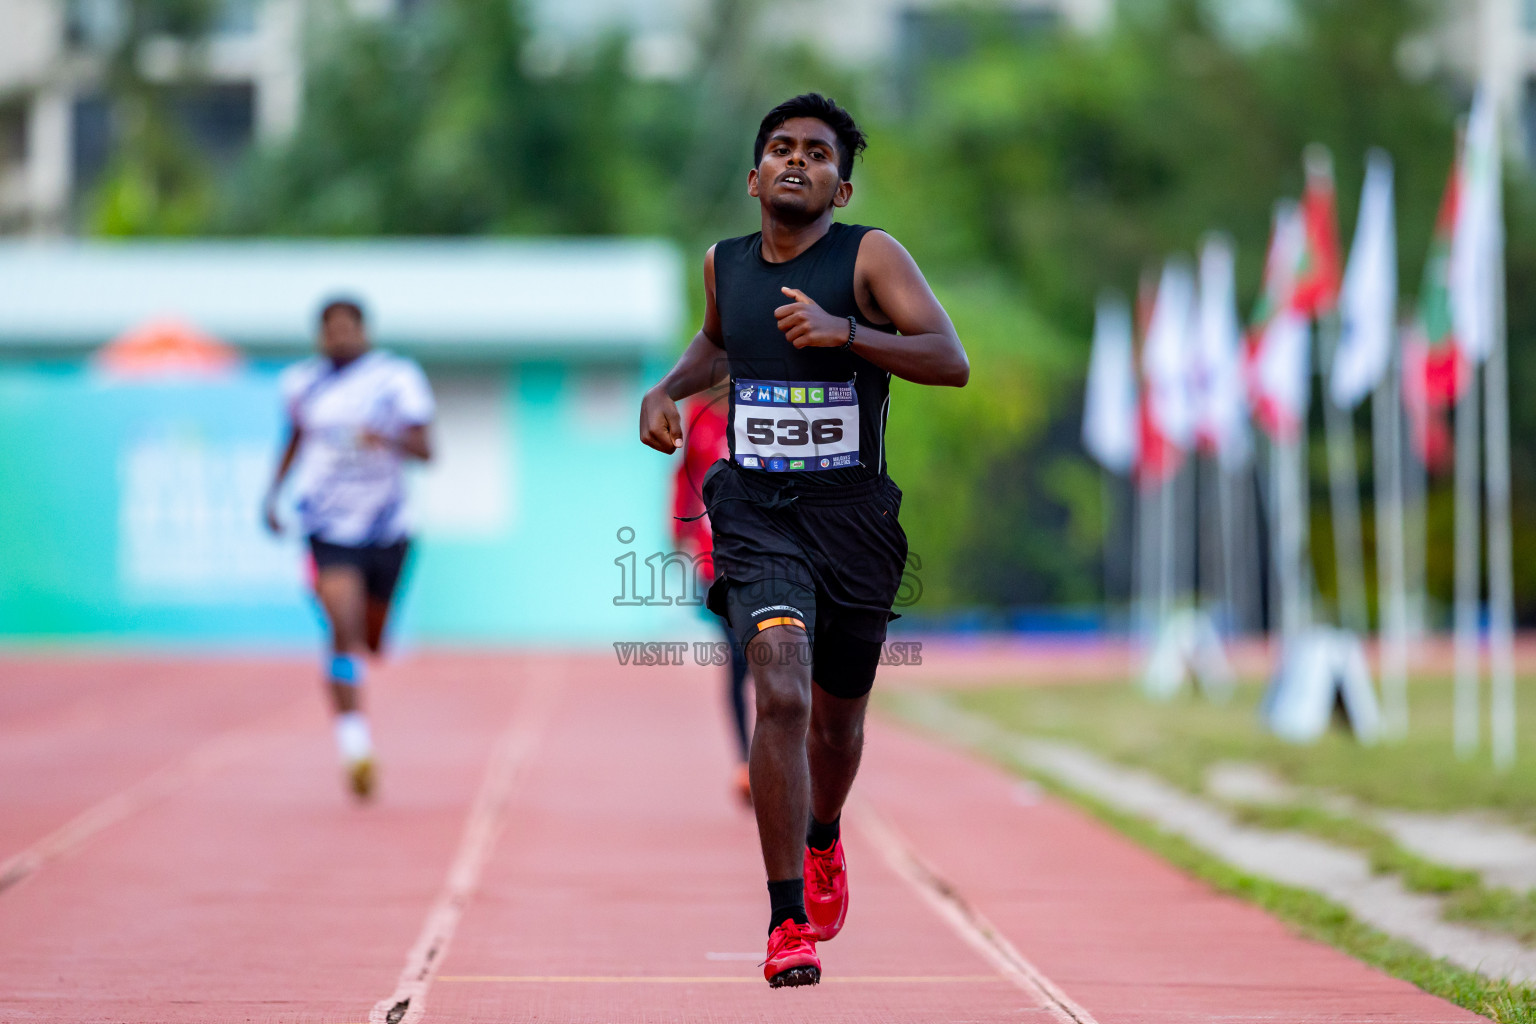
[638,93,969,988]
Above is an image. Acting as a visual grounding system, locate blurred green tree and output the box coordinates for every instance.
[87,0,223,235]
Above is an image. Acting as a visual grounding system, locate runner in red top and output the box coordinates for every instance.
[672,387,754,806]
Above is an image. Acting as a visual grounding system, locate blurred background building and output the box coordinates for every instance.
[0,0,304,234]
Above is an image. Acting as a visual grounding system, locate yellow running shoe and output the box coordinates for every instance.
[347,756,375,801]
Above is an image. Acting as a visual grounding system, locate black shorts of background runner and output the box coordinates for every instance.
[702,459,907,699]
[308,537,410,603]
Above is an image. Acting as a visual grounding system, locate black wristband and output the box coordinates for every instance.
[843,316,857,350]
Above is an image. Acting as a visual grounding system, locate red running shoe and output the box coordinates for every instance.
[804,839,848,941]
[732,763,752,807]
[763,919,820,987]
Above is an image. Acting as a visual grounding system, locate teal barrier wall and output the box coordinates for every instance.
[0,361,699,648]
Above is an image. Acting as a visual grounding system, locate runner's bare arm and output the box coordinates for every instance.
[263,425,303,534]
[361,423,433,461]
[397,424,433,461]
[772,231,968,387]
[640,247,731,454]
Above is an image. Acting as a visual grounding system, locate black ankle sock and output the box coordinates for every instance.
[806,814,840,853]
[767,878,807,933]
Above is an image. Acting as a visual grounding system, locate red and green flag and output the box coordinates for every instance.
[1402,155,1468,471]
[1291,147,1343,319]
[1245,201,1311,440]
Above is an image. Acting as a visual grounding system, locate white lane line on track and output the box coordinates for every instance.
[0,702,301,895]
[369,663,564,1024]
[851,799,1100,1024]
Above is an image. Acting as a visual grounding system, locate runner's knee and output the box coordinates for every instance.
[755,679,811,728]
[810,711,863,755]
[751,633,812,726]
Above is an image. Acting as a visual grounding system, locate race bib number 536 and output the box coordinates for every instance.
[731,378,860,473]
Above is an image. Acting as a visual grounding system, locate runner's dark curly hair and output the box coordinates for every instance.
[319,297,365,325]
[753,93,867,182]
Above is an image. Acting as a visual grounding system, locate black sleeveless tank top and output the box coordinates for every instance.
[713,221,890,487]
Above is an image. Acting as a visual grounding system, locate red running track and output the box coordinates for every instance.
[0,652,1488,1023]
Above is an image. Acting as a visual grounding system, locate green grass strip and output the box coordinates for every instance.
[1225,803,1536,951]
[1229,802,1482,893]
[1445,888,1536,949]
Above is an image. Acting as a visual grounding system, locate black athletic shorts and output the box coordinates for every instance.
[308,537,410,603]
[702,459,908,699]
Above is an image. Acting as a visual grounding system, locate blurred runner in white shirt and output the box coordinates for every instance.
[263,298,435,801]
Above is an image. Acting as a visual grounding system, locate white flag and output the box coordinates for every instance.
[1332,149,1397,407]
[1143,261,1196,452]
[1450,86,1502,365]
[1194,235,1251,468]
[1083,293,1140,474]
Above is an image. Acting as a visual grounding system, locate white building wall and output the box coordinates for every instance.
[254,0,303,139]
[0,0,63,92]
[25,86,70,233]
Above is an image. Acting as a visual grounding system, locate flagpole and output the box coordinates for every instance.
[1480,71,1517,770]
[1274,433,1306,645]
[1453,364,1483,758]
[1374,352,1411,739]
[1404,409,1429,647]
[1102,468,1116,621]
[1217,458,1239,635]
[1296,408,1315,633]
[1159,470,1176,627]
[1486,227,1516,769]
[1136,475,1158,649]
[1238,463,1262,634]
[1319,314,1370,634]
[1261,439,1284,645]
[1184,455,1200,609]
